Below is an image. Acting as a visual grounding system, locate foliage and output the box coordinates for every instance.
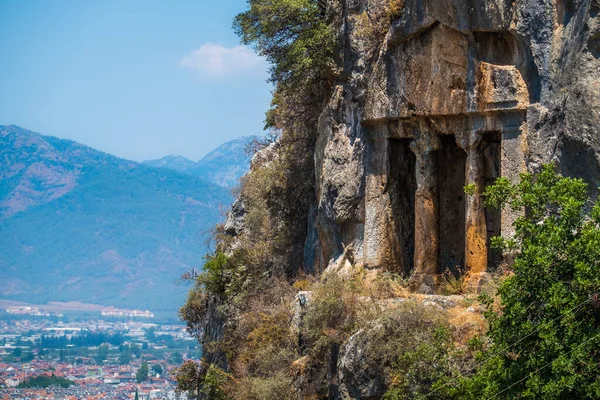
[197,252,232,296]
[95,344,109,365]
[463,183,477,196]
[130,343,142,357]
[175,360,200,396]
[465,165,600,398]
[200,365,229,400]
[179,284,208,340]
[176,361,230,400]
[152,363,163,375]
[41,331,125,348]
[439,267,468,296]
[297,273,473,397]
[17,375,75,388]
[383,326,466,400]
[171,351,184,364]
[302,273,363,354]
[118,349,132,365]
[136,360,149,383]
[233,0,335,87]
[232,372,296,400]
[353,0,405,49]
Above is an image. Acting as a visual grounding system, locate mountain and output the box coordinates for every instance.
[143,136,257,188]
[141,155,196,173]
[0,125,234,313]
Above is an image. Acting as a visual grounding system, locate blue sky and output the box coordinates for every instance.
[0,0,272,161]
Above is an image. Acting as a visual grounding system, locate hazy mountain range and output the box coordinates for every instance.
[143,135,256,188]
[0,125,253,313]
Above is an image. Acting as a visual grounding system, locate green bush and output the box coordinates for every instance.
[465,165,600,398]
[383,326,465,400]
[198,252,231,296]
[17,375,75,388]
[201,365,228,400]
[302,274,362,354]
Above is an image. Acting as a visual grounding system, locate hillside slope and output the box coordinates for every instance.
[0,125,233,312]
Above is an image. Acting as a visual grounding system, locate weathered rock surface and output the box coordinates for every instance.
[307,0,600,290]
[208,1,600,398]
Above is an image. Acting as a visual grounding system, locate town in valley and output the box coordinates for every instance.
[0,302,197,399]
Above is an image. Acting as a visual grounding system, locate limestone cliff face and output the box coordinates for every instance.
[193,2,599,396]
[306,0,600,291]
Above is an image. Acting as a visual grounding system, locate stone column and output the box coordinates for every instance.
[364,130,392,269]
[409,133,440,293]
[461,132,489,290]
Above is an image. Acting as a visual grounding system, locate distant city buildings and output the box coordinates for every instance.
[5,307,50,317]
[0,315,194,399]
[101,308,154,318]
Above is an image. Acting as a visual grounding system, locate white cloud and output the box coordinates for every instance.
[179,43,266,78]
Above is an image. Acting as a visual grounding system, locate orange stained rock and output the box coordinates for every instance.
[465,224,487,275]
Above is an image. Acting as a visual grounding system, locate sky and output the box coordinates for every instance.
[0,0,272,161]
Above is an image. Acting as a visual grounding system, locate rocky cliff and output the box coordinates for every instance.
[184,0,600,398]
[306,0,600,290]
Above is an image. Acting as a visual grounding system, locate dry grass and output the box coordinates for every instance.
[447,305,488,345]
[438,267,468,295]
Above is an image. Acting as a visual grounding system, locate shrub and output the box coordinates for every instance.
[439,267,468,295]
[238,311,296,377]
[198,252,231,296]
[175,360,198,394]
[179,286,208,340]
[382,326,464,400]
[366,271,409,299]
[465,165,600,398]
[201,365,229,400]
[302,274,362,351]
[232,372,296,400]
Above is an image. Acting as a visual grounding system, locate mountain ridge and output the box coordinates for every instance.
[143,135,257,188]
[0,125,250,312]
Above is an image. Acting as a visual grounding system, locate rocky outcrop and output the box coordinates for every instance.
[289,291,469,399]
[197,1,600,397]
[306,0,600,291]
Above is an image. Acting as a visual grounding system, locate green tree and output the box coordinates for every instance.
[95,343,109,365]
[171,351,183,364]
[233,0,334,87]
[175,360,201,399]
[144,327,156,342]
[17,375,74,388]
[136,360,149,383]
[118,349,132,365]
[200,365,227,400]
[466,165,600,398]
[130,343,141,357]
[151,363,163,376]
